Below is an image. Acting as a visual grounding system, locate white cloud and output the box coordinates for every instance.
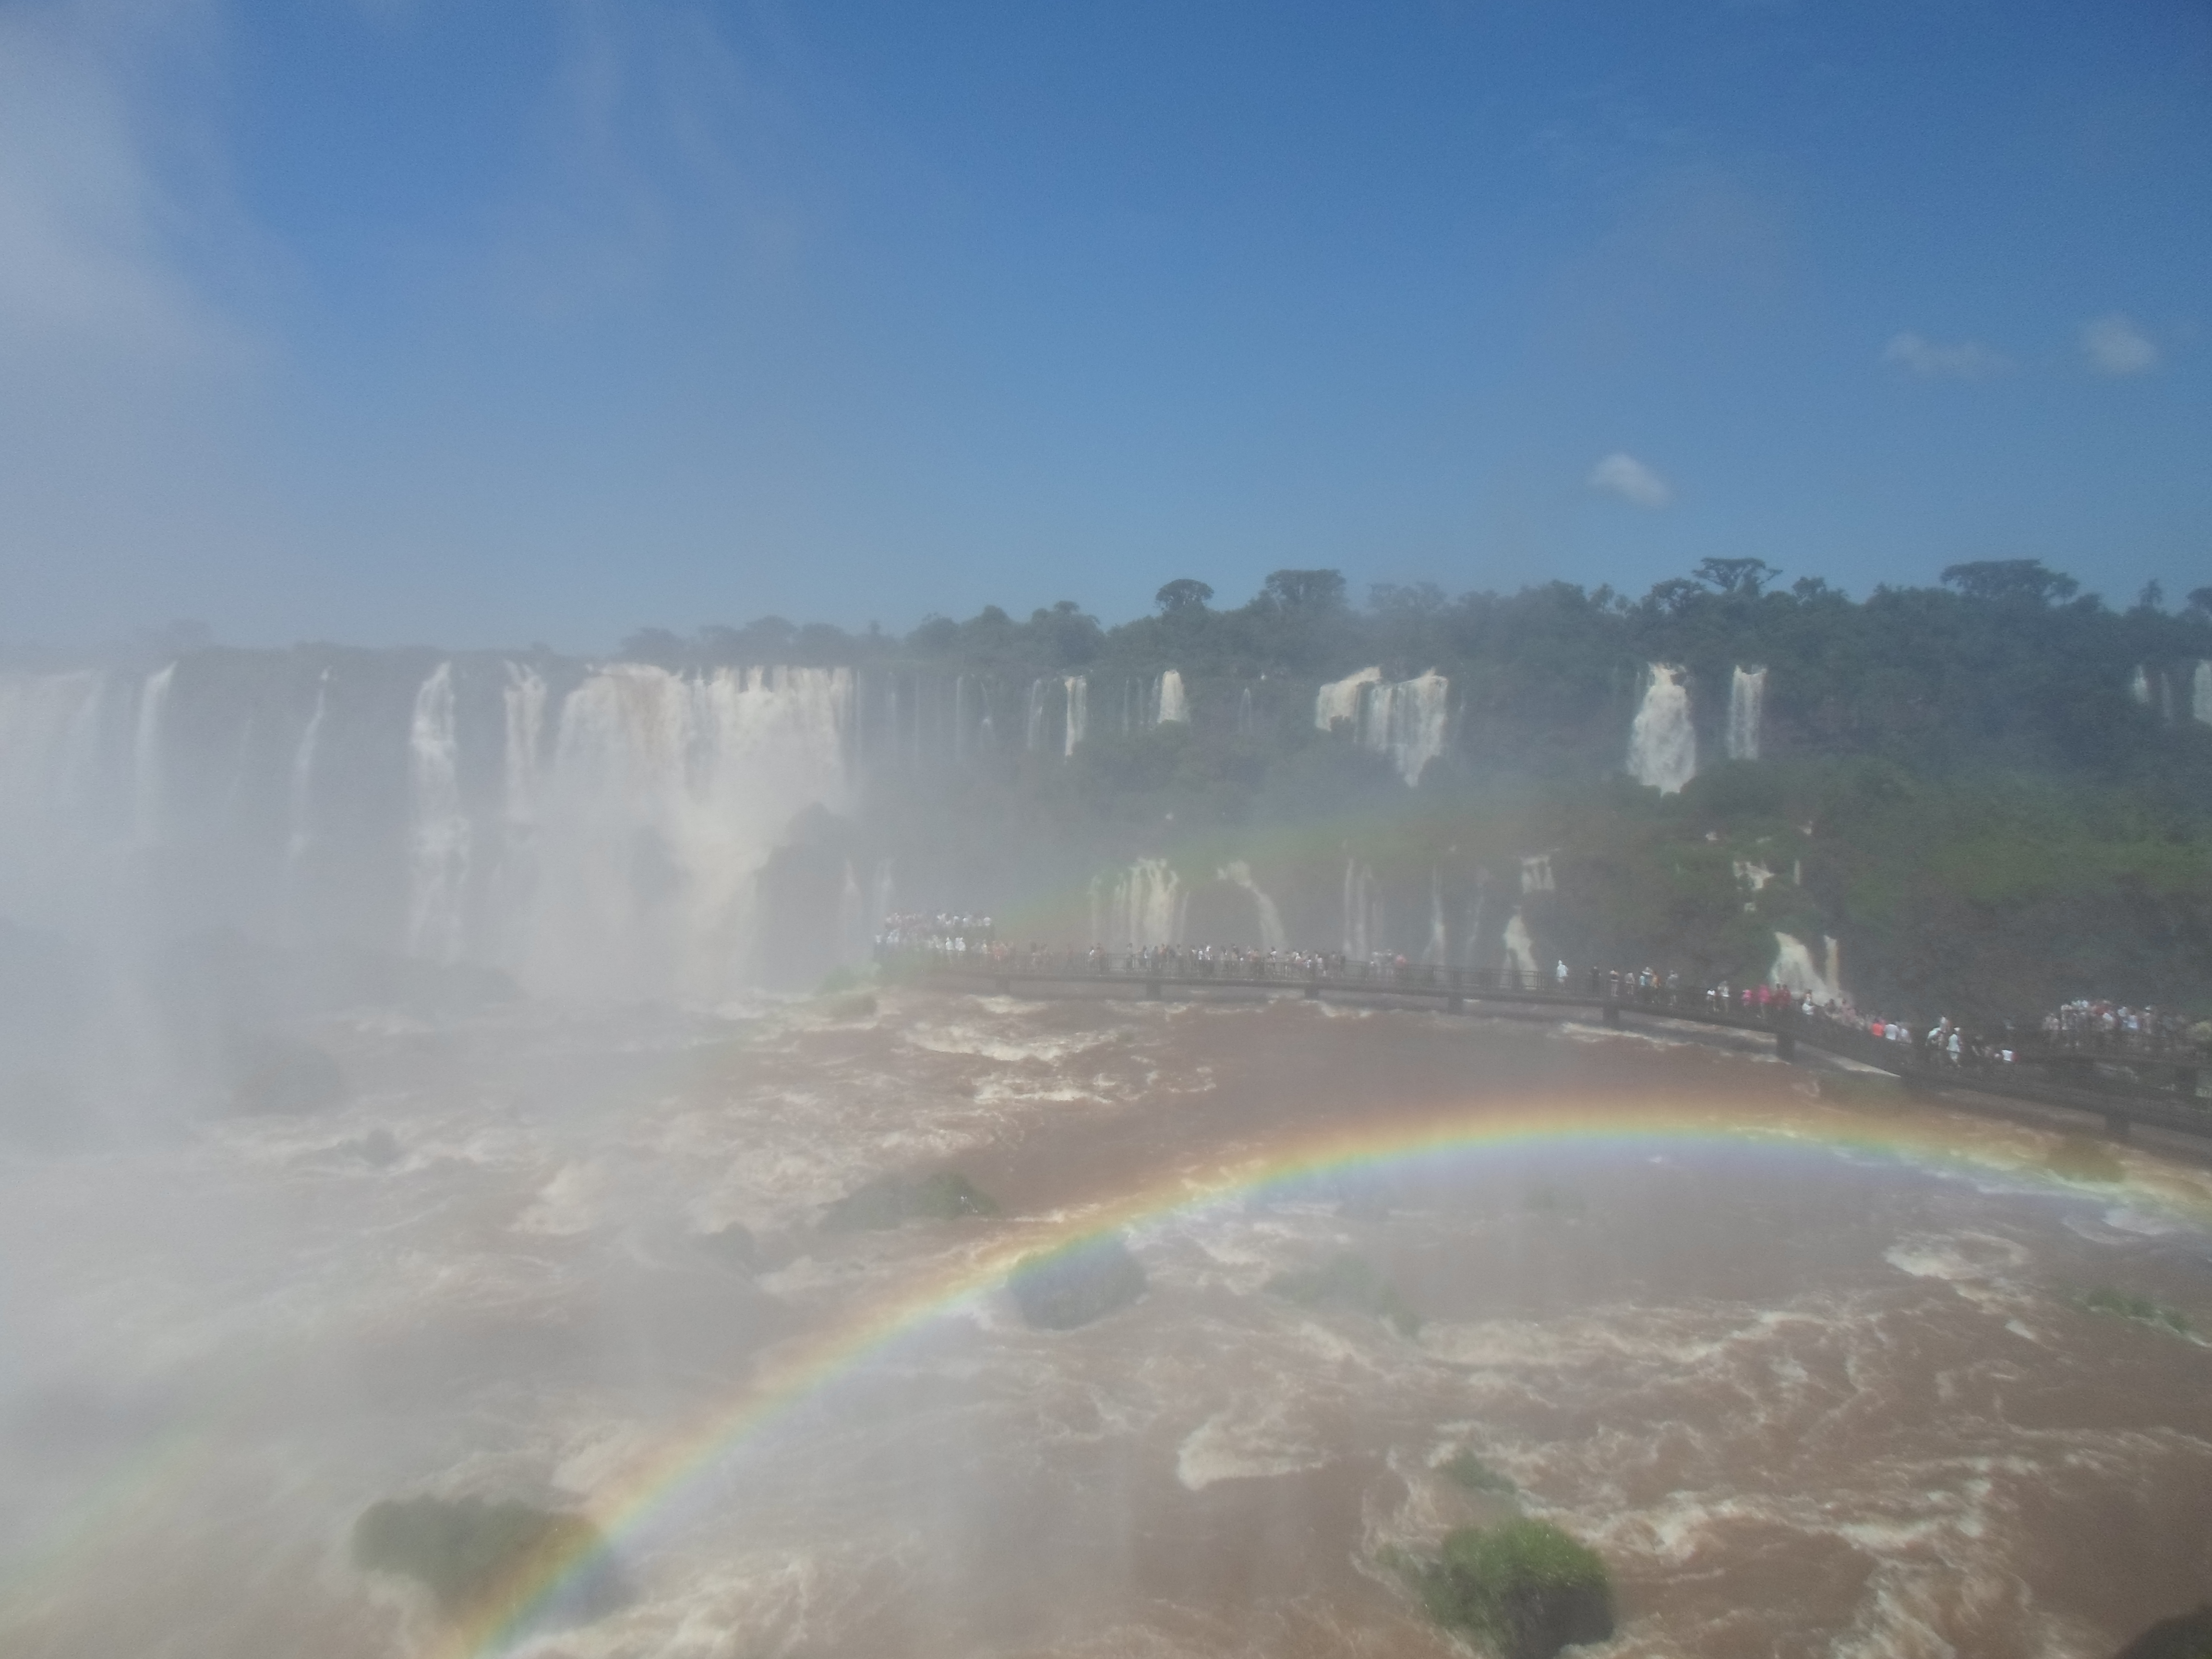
[2081,313,2158,376]
[1881,331,2010,380]
[1587,452,1673,509]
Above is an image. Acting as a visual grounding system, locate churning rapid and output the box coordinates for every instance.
[3,985,2210,1658]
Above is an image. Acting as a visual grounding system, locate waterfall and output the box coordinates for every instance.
[1372,672,1448,786]
[1502,910,1537,976]
[954,676,969,763]
[1769,931,1839,1002]
[1726,666,1766,762]
[1092,858,1184,948]
[502,663,547,829]
[1519,854,1554,894]
[2129,666,2153,707]
[1237,685,1255,737]
[285,670,329,875]
[1025,678,1048,751]
[528,664,853,998]
[1317,667,1448,785]
[133,664,175,845]
[2196,662,2212,726]
[1423,870,1448,965]
[1155,669,1188,725]
[838,860,867,964]
[870,858,896,929]
[1342,859,1380,958]
[1063,675,1087,756]
[1315,667,1382,732]
[1218,860,1286,952]
[0,672,108,866]
[406,664,471,963]
[1627,664,1696,794]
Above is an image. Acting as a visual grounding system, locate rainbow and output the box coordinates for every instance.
[437,1087,2212,1654]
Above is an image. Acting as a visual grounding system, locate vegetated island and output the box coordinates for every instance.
[1388,1517,1615,1659]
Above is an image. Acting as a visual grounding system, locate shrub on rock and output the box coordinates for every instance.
[1414,1519,1613,1659]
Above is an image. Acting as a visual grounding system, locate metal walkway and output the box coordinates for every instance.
[903,957,2212,1143]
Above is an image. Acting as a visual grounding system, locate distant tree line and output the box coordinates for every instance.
[623,558,2212,795]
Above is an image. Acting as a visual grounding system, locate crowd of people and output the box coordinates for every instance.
[875,912,997,953]
[876,925,2210,1068]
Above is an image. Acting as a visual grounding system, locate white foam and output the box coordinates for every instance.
[1175,1397,1329,1490]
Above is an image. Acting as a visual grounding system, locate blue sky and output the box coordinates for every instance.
[1,0,2205,650]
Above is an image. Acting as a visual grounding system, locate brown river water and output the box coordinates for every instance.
[2,989,2211,1657]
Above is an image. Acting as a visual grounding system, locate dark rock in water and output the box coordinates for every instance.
[1008,1235,1147,1329]
[353,1127,402,1167]
[232,1038,348,1116]
[352,1494,626,1630]
[1265,1251,1422,1335]
[700,1222,757,1268]
[820,1170,1000,1231]
[1408,1519,1613,1659]
[2113,1605,2212,1659]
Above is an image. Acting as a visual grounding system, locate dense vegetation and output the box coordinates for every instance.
[675,558,2212,1018]
[1399,1518,1615,1659]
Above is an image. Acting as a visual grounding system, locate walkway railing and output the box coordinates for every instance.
[888,949,2212,1142]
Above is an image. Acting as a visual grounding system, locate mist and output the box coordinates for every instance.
[7,2,2212,1656]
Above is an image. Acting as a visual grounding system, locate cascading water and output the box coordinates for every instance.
[527,664,853,999]
[1726,666,1766,762]
[1217,860,1286,952]
[133,664,175,846]
[285,670,329,887]
[1370,672,1448,786]
[406,664,471,963]
[838,861,867,964]
[1090,858,1184,949]
[1025,679,1049,751]
[1314,667,1381,732]
[1627,664,1696,794]
[1155,670,1188,725]
[1519,854,1554,894]
[1502,909,1537,976]
[2130,666,2153,707]
[0,670,112,921]
[1236,686,1254,737]
[1063,676,1087,756]
[1316,667,1448,785]
[1769,931,1841,1002]
[1341,859,1380,958]
[1423,870,1448,965]
[2196,662,2212,726]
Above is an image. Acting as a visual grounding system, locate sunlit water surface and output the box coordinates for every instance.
[3,991,2211,1658]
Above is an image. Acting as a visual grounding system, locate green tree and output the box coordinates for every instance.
[1155,579,1214,614]
[1939,559,2080,605]
[1261,568,1347,611]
